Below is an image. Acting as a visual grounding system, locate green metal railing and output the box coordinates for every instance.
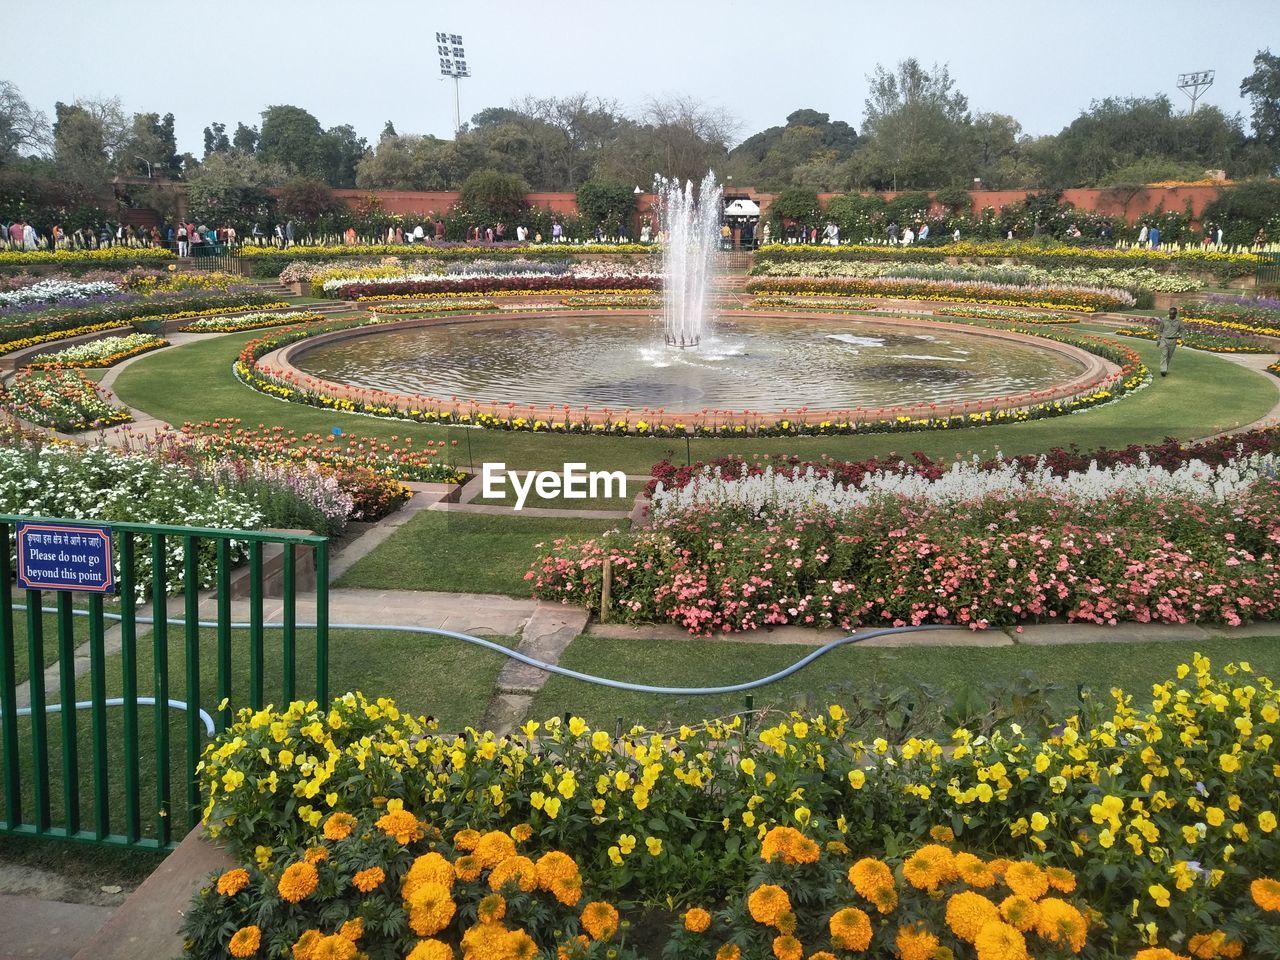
[1258,252,1280,291]
[0,515,329,851]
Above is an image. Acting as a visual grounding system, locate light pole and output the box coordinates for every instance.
[135,156,153,179]
[633,185,643,241]
[436,32,471,135]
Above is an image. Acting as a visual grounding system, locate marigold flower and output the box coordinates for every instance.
[323,812,357,841]
[1252,877,1280,912]
[308,934,358,960]
[772,934,802,960]
[375,807,424,845]
[339,918,363,943]
[404,853,456,899]
[947,891,1001,943]
[455,855,483,883]
[228,924,261,958]
[304,846,329,865]
[453,828,482,851]
[1188,931,1236,959]
[973,920,1029,960]
[760,826,820,865]
[293,929,323,960]
[1004,861,1050,900]
[716,945,742,960]
[478,893,506,925]
[807,953,838,960]
[828,907,872,951]
[535,851,580,891]
[550,873,582,907]
[581,901,620,941]
[998,894,1040,932]
[895,924,941,960]
[1035,897,1087,953]
[556,935,590,960]
[489,856,538,893]
[407,940,455,960]
[510,823,534,844]
[278,861,319,903]
[474,831,518,868]
[1134,950,1191,960]
[955,852,997,888]
[684,907,712,933]
[406,881,456,937]
[903,844,956,891]
[747,884,792,928]
[217,868,251,896]
[930,825,956,842]
[352,867,385,893]
[1046,866,1077,893]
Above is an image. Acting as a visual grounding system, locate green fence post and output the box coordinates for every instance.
[0,524,20,829]
[25,590,50,832]
[119,534,141,844]
[87,593,108,840]
[315,540,329,706]
[216,539,231,731]
[56,593,79,836]
[183,542,201,831]
[282,544,296,704]
[249,541,263,709]
[150,534,171,846]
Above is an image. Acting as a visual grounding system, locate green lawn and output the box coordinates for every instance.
[110,324,1278,477]
[336,511,622,595]
[530,634,1280,730]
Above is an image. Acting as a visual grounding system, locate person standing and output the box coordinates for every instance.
[22,221,39,251]
[887,221,899,244]
[1148,224,1161,249]
[285,220,295,247]
[1157,306,1183,378]
[1216,225,1224,246]
[552,220,562,243]
[1138,224,1149,247]
[918,222,929,242]
[761,220,771,245]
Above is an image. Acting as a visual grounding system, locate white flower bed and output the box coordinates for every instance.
[28,333,166,367]
[320,264,660,294]
[0,278,121,309]
[651,453,1278,518]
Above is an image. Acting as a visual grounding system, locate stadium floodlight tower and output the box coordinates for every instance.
[437,32,471,135]
[1177,70,1215,113]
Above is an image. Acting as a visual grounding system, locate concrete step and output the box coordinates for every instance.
[0,894,115,960]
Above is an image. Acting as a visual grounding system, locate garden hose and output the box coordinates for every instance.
[12,697,215,736]
[18,605,963,696]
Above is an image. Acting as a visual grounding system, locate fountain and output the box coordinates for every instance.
[656,172,722,347]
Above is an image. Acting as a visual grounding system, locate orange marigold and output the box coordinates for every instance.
[535,851,580,891]
[278,862,319,903]
[808,953,838,960]
[1252,877,1280,912]
[406,881,456,937]
[375,808,424,845]
[903,844,955,891]
[716,946,742,960]
[453,828,482,851]
[309,934,357,960]
[293,929,323,960]
[1004,861,1050,901]
[930,825,956,842]
[828,907,872,952]
[973,920,1029,960]
[217,868,251,897]
[404,852,456,899]
[946,891,1001,944]
[955,852,997,889]
[848,857,896,913]
[684,908,712,933]
[1046,866,1077,893]
[510,823,534,844]
[323,812,357,841]
[1134,951,1191,960]
[461,923,511,960]
[557,935,590,960]
[550,873,582,908]
[772,935,802,960]
[1035,897,1087,953]
[760,826,820,865]
[507,929,537,960]
[747,885,792,928]
[454,855,483,883]
[339,918,363,943]
[478,894,506,925]
[895,924,941,960]
[229,924,262,958]
[489,856,538,893]
[998,895,1041,933]
[474,831,518,868]
[581,901,620,941]
[407,940,455,960]
[304,846,329,865]
[353,867,385,893]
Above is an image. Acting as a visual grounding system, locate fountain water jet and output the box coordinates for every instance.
[656,172,722,347]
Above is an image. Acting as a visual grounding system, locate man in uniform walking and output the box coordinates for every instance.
[1158,306,1184,377]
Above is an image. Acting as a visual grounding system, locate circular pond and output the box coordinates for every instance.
[289,313,1092,415]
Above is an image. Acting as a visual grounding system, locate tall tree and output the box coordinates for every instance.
[855,59,972,189]
[120,112,179,177]
[203,122,231,159]
[1241,48,1280,170]
[0,81,51,164]
[232,122,259,155]
[53,99,127,192]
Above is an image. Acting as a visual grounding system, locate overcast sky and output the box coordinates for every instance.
[8,0,1278,156]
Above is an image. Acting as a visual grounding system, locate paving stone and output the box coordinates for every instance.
[494,603,589,693]
[480,692,533,736]
[1200,622,1280,638]
[1017,623,1212,646]
[0,895,114,960]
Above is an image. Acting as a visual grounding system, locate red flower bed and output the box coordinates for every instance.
[331,274,658,299]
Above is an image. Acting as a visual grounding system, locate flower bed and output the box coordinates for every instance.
[178,311,325,333]
[0,291,284,354]
[178,418,464,485]
[1,367,132,431]
[0,247,175,268]
[531,456,1280,633]
[234,318,1147,439]
[25,332,168,368]
[326,272,660,300]
[559,294,663,308]
[1114,326,1272,353]
[366,300,500,314]
[1182,296,1280,338]
[0,278,122,311]
[190,655,1280,958]
[241,243,652,278]
[744,277,1135,312]
[934,306,1080,324]
[753,241,1260,279]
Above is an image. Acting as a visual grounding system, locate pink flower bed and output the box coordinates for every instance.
[528,483,1280,635]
